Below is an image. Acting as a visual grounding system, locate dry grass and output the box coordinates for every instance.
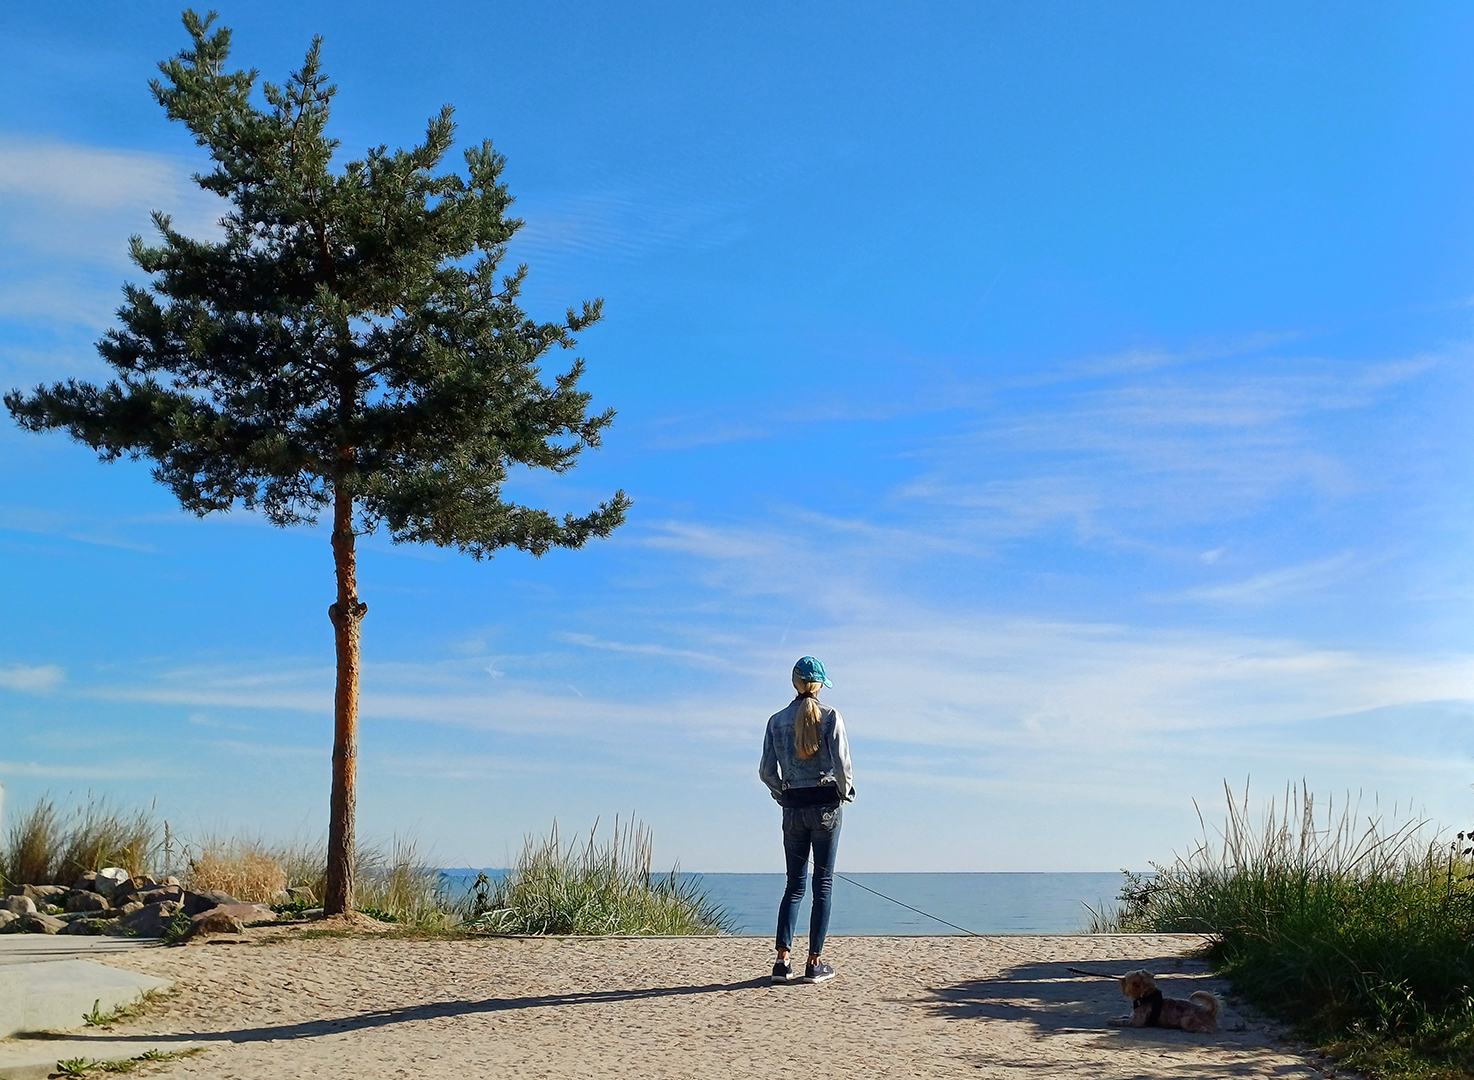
[1,796,158,888]
[182,837,289,902]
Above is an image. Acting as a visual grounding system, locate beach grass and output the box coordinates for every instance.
[460,817,730,936]
[1095,781,1474,1080]
[0,796,158,888]
[3,794,719,937]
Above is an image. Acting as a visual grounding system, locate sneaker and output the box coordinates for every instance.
[771,959,797,983]
[804,960,836,984]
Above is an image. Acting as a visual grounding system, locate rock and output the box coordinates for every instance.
[212,903,276,925]
[130,874,159,891]
[21,884,67,903]
[0,910,19,931]
[287,886,316,903]
[60,917,111,935]
[65,890,110,914]
[21,912,66,934]
[71,871,99,894]
[182,889,241,917]
[109,900,182,938]
[1,895,36,916]
[118,901,143,916]
[182,907,245,941]
[161,876,181,887]
[137,885,184,906]
[95,867,131,897]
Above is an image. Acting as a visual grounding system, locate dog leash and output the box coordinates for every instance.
[1067,966,1125,979]
[833,872,984,936]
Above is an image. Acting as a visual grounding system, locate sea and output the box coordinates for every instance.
[440,871,1128,935]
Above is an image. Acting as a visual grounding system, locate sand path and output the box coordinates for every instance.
[68,932,1325,1079]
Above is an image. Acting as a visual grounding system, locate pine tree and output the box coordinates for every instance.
[5,11,629,916]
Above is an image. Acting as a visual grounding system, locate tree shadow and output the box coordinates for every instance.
[49,977,773,1046]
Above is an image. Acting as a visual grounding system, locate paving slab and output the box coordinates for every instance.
[0,960,173,1038]
[0,1036,209,1080]
[0,937,154,966]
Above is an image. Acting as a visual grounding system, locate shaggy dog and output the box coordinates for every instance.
[1106,969,1221,1033]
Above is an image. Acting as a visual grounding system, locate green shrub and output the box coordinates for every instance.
[461,817,729,936]
[1100,781,1474,1079]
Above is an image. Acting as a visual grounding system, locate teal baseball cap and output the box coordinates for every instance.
[793,655,832,687]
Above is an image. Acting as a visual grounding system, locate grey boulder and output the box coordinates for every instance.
[182,889,242,917]
[60,917,112,935]
[71,871,99,894]
[110,900,182,938]
[137,885,185,906]
[182,908,246,941]
[95,867,132,897]
[65,890,111,913]
[21,912,66,934]
[1,895,36,916]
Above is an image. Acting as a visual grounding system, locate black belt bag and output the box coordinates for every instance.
[780,784,842,808]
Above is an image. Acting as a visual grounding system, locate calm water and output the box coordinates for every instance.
[442,871,1127,935]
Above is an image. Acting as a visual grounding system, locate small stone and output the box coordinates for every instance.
[65,890,111,914]
[109,900,182,937]
[21,912,66,934]
[183,907,245,941]
[2,895,37,916]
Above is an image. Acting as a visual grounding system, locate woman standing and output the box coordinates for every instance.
[758,656,854,984]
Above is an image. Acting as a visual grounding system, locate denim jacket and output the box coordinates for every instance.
[759,698,854,802]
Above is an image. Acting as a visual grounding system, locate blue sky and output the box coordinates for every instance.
[1,1,1472,872]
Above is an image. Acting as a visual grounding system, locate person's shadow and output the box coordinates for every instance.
[16,977,774,1046]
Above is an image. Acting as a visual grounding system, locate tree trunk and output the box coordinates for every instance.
[324,485,367,916]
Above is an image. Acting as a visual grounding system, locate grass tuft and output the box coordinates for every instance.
[1,797,157,889]
[182,836,288,902]
[460,817,730,936]
[1097,780,1474,1080]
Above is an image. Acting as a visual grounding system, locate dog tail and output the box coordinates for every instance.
[1190,990,1221,1021]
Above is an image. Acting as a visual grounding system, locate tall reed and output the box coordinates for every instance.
[1098,781,1474,1079]
[462,817,730,936]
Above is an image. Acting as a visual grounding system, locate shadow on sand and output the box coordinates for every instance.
[920,954,1317,1079]
[30,977,774,1046]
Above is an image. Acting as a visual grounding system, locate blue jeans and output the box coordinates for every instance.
[775,804,842,957]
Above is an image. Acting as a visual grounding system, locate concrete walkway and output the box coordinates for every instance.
[0,936,202,1079]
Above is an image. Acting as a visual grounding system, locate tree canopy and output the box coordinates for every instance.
[7,9,628,552]
[6,9,629,913]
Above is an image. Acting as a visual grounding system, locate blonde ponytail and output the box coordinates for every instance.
[792,674,824,759]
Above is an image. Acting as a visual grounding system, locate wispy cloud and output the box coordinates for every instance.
[0,664,64,693]
[0,134,223,335]
[1173,552,1365,604]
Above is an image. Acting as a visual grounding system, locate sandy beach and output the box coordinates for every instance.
[46,929,1335,1079]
